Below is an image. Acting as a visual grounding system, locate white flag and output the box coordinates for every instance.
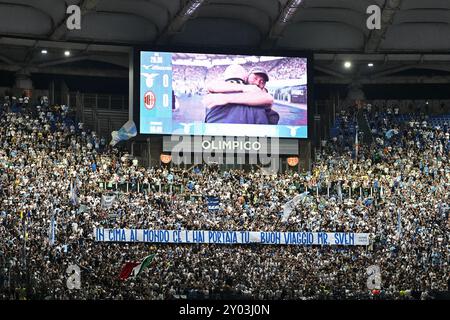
[101,195,116,209]
[281,191,309,222]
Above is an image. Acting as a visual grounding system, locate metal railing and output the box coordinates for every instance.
[67,92,129,139]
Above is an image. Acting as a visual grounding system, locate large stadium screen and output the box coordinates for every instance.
[139,51,309,138]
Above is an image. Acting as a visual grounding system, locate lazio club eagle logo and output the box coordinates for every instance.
[141,72,158,88]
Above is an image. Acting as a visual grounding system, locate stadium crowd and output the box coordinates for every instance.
[0,96,448,300]
[268,58,307,81]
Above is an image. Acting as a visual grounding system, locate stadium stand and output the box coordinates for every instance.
[0,95,448,300]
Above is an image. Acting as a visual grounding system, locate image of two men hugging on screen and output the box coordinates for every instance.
[203,64,279,125]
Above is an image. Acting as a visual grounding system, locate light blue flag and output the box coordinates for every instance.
[110,120,137,146]
[385,129,398,139]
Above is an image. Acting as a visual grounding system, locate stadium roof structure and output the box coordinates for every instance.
[1,0,450,84]
[0,0,450,52]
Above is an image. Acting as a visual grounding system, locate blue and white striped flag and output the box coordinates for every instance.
[110,120,137,146]
[207,196,220,211]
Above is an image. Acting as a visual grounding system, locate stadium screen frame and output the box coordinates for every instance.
[133,47,313,140]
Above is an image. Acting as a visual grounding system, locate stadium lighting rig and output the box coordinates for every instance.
[182,0,205,17]
[280,0,304,24]
[269,0,304,39]
[160,0,206,39]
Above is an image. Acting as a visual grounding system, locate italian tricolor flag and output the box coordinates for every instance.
[119,254,156,280]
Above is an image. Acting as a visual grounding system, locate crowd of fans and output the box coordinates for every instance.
[0,95,448,300]
[267,58,307,81]
[173,65,207,96]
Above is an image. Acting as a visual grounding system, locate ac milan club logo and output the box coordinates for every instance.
[144,91,156,110]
